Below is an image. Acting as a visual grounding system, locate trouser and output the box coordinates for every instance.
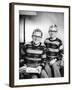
[32,69,48,78]
[32,74,38,78]
[52,61,61,77]
[45,63,52,77]
[45,61,61,77]
[41,69,48,78]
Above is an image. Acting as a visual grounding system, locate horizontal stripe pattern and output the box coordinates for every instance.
[47,51,59,56]
[26,49,43,54]
[23,41,46,66]
[25,44,45,50]
[44,43,59,49]
[25,53,41,58]
[44,38,63,60]
[25,57,41,61]
[48,48,59,52]
[45,39,60,45]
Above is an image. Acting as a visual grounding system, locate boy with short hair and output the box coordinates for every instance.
[20,29,48,78]
[44,24,64,77]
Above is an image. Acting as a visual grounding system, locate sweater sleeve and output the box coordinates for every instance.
[58,40,64,60]
[40,46,47,68]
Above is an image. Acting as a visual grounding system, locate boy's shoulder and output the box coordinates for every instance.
[45,37,62,41]
[40,43,47,50]
[23,41,32,48]
[45,38,49,40]
[56,38,62,43]
[25,42,32,45]
[41,43,46,47]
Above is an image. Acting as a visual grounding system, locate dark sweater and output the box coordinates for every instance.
[22,41,46,68]
[44,38,64,61]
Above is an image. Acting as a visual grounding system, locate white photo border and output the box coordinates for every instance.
[9,3,70,87]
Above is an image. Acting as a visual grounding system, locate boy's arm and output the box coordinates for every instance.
[58,41,64,60]
[20,43,26,66]
[20,43,26,58]
[40,47,47,69]
[44,39,48,46]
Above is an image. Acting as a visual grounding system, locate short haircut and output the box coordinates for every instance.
[32,29,43,37]
[49,24,58,32]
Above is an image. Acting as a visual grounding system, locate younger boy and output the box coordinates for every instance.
[44,24,64,77]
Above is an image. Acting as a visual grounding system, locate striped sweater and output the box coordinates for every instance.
[44,38,64,61]
[22,41,46,68]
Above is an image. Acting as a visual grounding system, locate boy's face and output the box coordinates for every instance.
[49,28,57,38]
[32,32,42,45]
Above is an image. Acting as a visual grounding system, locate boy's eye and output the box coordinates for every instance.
[33,35,41,38]
[49,31,57,32]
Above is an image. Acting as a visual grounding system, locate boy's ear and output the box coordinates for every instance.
[32,35,33,38]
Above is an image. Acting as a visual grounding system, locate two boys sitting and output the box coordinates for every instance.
[20,24,64,78]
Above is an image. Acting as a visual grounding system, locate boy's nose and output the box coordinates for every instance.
[35,38,37,41]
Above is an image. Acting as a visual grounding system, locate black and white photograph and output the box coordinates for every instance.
[19,11,64,79]
[9,3,70,87]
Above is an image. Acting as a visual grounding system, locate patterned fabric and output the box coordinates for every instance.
[44,38,64,61]
[21,41,46,68]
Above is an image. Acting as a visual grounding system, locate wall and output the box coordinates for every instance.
[25,12,64,43]
[0,0,72,90]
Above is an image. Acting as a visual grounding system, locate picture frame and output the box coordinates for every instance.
[9,2,70,87]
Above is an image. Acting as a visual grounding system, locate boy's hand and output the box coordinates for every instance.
[60,60,64,66]
[50,59,57,65]
[36,66,42,74]
[40,63,45,69]
[19,64,27,72]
